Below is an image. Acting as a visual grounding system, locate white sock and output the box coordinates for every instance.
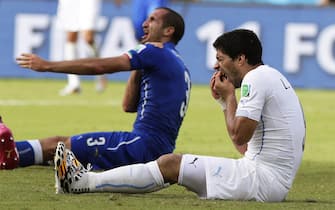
[64,42,80,87]
[85,43,98,58]
[27,140,43,165]
[67,74,80,88]
[64,42,77,60]
[87,161,168,193]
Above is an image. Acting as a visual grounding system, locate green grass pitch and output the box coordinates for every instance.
[0,79,334,209]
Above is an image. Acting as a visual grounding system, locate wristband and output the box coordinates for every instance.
[215,97,226,111]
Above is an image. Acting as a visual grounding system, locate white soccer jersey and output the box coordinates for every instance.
[57,0,101,31]
[236,65,305,190]
[179,65,306,202]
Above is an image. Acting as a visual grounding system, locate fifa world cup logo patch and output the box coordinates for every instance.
[241,84,251,97]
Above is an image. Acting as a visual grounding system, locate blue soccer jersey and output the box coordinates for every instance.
[127,42,191,147]
[71,42,191,170]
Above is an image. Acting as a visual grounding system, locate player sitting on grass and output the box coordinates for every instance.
[3,8,190,174]
[52,29,306,202]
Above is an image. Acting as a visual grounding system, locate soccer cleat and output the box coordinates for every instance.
[54,142,66,194]
[54,142,90,194]
[59,85,81,96]
[0,116,19,170]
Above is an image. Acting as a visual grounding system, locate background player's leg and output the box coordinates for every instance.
[60,31,81,96]
[82,30,107,92]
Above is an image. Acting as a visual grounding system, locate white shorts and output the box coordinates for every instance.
[178,154,289,202]
[57,0,101,31]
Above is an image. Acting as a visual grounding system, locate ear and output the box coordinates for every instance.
[164,26,175,37]
[238,54,247,66]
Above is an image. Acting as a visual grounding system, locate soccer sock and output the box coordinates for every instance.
[16,140,43,167]
[64,42,80,88]
[87,161,168,193]
[85,42,98,58]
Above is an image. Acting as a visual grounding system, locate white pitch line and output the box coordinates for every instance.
[0,99,121,106]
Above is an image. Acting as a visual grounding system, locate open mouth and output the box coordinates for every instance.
[141,34,148,40]
[141,30,149,41]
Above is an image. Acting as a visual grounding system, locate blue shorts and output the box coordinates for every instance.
[71,131,174,170]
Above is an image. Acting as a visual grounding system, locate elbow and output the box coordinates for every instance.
[122,103,136,113]
[123,108,136,113]
[232,134,248,146]
[122,103,131,112]
[232,135,248,155]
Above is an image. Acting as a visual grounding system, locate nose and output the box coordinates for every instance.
[142,19,148,28]
[213,62,220,71]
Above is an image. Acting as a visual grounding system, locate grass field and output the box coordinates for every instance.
[0,79,334,209]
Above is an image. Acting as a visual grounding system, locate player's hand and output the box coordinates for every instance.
[210,71,222,100]
[16,53,49,72]
[213,71,235,100]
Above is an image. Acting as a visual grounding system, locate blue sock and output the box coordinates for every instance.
[16,140,43,167]
[16,141,35,167]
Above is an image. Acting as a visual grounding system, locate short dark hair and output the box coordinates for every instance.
[213,29,263,65]
[158,7,185,45]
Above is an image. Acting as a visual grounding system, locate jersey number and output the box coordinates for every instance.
[180,71,191,118]
[87,137,106,147]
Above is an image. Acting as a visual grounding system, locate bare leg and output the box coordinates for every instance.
[39,136,71,162]
[157,153,182,184]
[67,31,78,43]
[60,31,81,96]
[83,30,94,45]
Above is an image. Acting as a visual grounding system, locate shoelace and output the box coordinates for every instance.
[86,163,92,171]
[63,152,92,193]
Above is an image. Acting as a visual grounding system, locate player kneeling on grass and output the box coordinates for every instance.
[53,29,306,202]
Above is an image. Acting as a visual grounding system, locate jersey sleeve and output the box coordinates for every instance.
[236,71,267,122]
[125,44,158,70]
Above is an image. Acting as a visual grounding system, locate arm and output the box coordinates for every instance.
[16,53,131,75]
[224,94,257,154]
[211,72,257,155]
[122,70,141,113]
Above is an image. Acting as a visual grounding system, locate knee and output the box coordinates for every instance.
[83,31,95,45]
[157,154,182,184]
[54,136,71,146]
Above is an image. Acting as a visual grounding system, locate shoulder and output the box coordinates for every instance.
[130,43,166,55]
[244,65,280,84]
[241,65,275,97]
